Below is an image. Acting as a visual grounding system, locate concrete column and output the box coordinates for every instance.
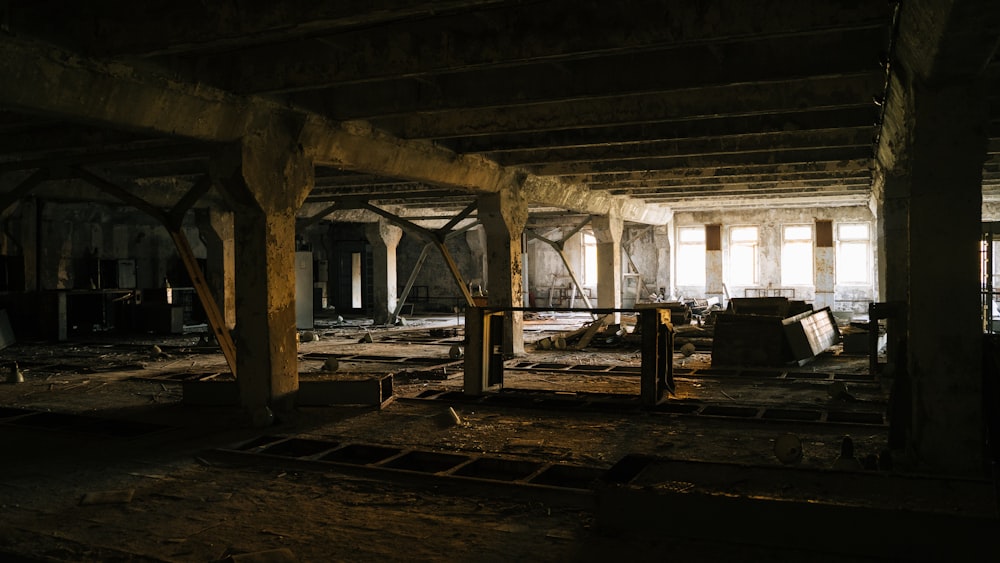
[908,80,986,476]
[478,186,528,356]
[196,208,236,330]
[211,126,313,417]
[653,224,670,298]
[365,219,403,325]
[705,224,723,303]
[592,214,623,321]
[466,225,488,290]
[814,220,835,310]
[883,78,987,476]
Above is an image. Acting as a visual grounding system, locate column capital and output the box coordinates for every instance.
[364,219,403,248]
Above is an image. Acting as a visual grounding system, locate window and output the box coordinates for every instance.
[582,232,597,285]
[836,223,871,285]
[781,225,813,286]
[729,226,758,285]
[676,226,706,286]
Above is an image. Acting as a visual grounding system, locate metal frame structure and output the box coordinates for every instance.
[463,306,674,406]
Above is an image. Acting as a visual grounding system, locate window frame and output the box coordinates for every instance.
[835,222,872,286]
[727,225,759,286]
[675,225,707,286]
[781,224,814,286]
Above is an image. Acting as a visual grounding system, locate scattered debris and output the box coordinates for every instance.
[832,436,863,471]
[358,331,373,344]
[679,343,696,357]
[251,406,274,428]
[322,357,339,372]
[773,433,803,465]
[437,406,463,427]
[430,328,460,338]
[4,361,24,384]
[827,381,858,402]
[533,314,613,351]
[449,345,464,359]
[80,489,135,505]
[300,331,319,342]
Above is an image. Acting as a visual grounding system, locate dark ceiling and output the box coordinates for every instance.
[0,0,995,223]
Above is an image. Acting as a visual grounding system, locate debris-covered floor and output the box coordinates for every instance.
[0,313,991,561]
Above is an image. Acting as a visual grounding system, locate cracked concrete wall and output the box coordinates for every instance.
[673,205,875,312]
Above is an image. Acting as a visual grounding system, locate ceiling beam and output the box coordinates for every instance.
[492,127,873,167]
[558,160,873,184]
[440,106,878,154]
[525,146,873,176]
[197,0,890,94]
[10,0,514,58]
[373,73,885,139]
[0,35,669,223]
[298,27,888,120]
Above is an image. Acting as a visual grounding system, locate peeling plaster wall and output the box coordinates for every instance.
[673,205,876,312]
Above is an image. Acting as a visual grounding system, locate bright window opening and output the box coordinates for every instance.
[781,225,813,286]
[676,226,706,286]
[729,226,758,285]
[836,222,871,285]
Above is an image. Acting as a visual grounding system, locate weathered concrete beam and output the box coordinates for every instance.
[667,193,870,210]
[299,27,887,120]
[12,0,510,58]
[373,74,884,139]
[442,107,878,154]
[604,180,871,197]
[191,0,891,94]
[0,35,669,224]
[589,174,871,195]
[526,146,871,177]
[560,160,874,185]
[495,127,873,167]
[642,185,870,201]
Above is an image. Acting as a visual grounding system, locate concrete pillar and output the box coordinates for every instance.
[365,219,403,325]
[196,208,236,330]
[478,186,528,356]
[814,220,835,310]
[466,225,488,290]
[592,214,623,321]
[705,224,723,303]
[908,80,986,476]
[210,127,313,417]
[883,78,987,476]
[653,224,670,298]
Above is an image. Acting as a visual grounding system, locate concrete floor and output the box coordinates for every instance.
[0,314,992,561]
